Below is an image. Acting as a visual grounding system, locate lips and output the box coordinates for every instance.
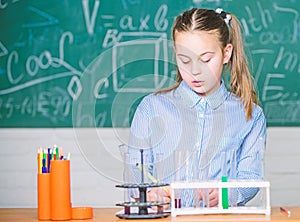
[192,80,204,87]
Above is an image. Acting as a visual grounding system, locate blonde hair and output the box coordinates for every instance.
[157,8,259,120]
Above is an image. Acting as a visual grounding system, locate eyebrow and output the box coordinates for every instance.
[177,54,190,58]
[177,52,214,58]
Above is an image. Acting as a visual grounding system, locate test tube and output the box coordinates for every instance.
[173,151,181,208]
[185,150,194,207]
[229,149,238,207]
[155,152,164,209]
[124,154,131,213]
[173,150,189,208]
[199,150,210,208]
[192,150,200,208]
[221,151,229,209]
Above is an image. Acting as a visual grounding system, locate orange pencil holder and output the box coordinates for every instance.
[37,173,51,220]
[50,160,72,220]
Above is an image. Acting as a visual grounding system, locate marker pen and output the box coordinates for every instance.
[42,158,47,174]
[280,206,291,216]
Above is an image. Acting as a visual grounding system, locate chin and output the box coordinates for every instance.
[193,89,206,96]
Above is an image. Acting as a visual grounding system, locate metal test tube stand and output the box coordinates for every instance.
[116,149,171,219]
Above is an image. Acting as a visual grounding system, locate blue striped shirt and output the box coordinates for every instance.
[128,80,266,206]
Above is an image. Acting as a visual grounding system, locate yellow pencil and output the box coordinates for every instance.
[135,163,169,193]
[37,147,43,174]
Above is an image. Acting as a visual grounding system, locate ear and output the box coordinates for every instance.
[223,44,233,64]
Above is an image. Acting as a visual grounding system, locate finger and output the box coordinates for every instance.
[151,196,170,211]
[198,189,203,200]
[209,188,217,194]
[209,194,218,202]
[147,188,170,202]
[209,190,218,201]
[162,197,171,210]
[162,186,171,197]
[151,187,165,196]
[147,189,158,202]
[158,196,170,210]
[209,191,218,200]
[208,189,219,207]
[209,197,219,207]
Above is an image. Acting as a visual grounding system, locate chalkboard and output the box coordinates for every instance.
[0,0,299,127]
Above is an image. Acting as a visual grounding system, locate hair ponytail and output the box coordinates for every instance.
[227,14,259,120]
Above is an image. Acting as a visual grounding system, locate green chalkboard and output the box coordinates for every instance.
[0,0,299,127]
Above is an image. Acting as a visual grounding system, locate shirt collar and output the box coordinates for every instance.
[178,80,229,109]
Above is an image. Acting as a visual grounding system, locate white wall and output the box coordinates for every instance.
[0,127,299,208]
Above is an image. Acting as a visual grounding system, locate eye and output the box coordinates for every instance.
[181,59,191,64]
[200,56,212,63]
[177,55,191,64]
[200,52,214,63]
[202,58,211,63]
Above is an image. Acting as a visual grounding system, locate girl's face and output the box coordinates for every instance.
[174,31,232,97]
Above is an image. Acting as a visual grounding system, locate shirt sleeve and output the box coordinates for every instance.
[235,107,267,205]
[127,96,154,198]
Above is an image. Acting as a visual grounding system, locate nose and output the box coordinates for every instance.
[191,61,201,75]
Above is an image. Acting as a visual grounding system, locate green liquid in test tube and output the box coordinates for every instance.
[222,176,229,209]
[221,152,229,209]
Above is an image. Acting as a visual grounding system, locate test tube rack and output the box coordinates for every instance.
[115,149,170,219]
[170,180,271,217]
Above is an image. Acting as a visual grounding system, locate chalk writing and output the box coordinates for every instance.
[120,15,138,31]
[154,4,168,32]
[82,0,100,35]
[0,87,71,123]
[94,78,109,99]
[273,3,298,43]
[0,0,21,10]
[101,15,115,28]
[274,47,299,73]
[3,31,81,92]
[22,6,59,28]
[262,73,285,101]
[121,0,140,10]
[73,103,107,127]
[111,32,169,93]
[239,2,300,124]
[0,41,8,57]
[241,3,298,45]
[192,0,232,3]
[68,76,82,100]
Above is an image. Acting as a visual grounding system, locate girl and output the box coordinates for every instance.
[128,8,266,208]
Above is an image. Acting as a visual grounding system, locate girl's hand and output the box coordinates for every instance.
[147,186,171,210]
[199,188,219,207]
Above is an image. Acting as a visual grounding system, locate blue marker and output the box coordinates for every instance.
[47,148,51,173]
[42,158,47,174]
